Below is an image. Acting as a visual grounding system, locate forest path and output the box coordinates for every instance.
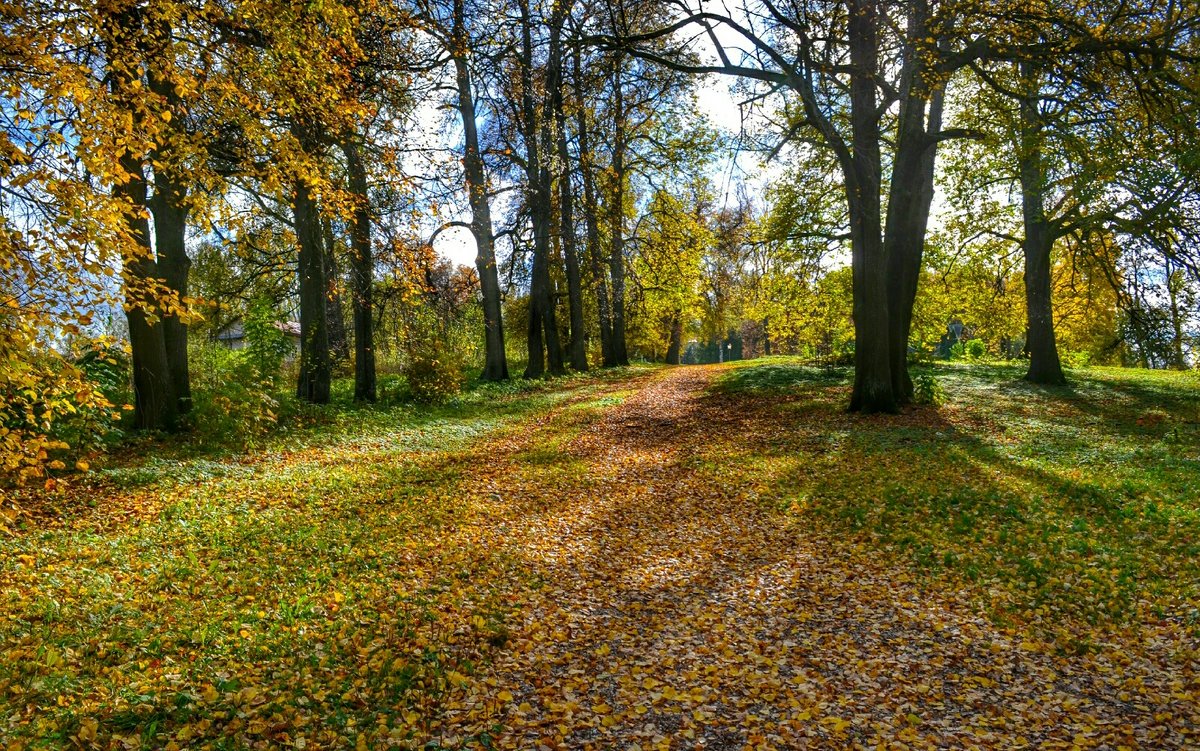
[443,365,1192,750]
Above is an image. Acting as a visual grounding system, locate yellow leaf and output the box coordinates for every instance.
[77,717,98,741]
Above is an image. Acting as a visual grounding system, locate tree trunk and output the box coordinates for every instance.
[608,52,630,367]
[551,10,588,372]
[105,4,177,431]
[666,313,683,365]
[119,153,179,431]
[884,0,943,404]
[147,65,192,416]
[1018,62,1066,386]
[573,48,614,366]
[519,0,565,378]
[149,168,192,416]
[525,274,545,376]
[294,176,332,403]
[1166,255,1187,369]
[1022,232,1064,384]
[322,216,350,365]
[453,0,508,381]
[846,0,896,413]
[343,137,376,401]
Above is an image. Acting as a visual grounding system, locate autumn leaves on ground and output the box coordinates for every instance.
[2,361,1198,750]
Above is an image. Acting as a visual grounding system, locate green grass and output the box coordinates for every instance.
[4,358,1198,747]
[709,357,1200,630]
[0,366,653,749]
[93,366,655,492]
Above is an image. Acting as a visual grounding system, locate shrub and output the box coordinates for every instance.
[948,341,966,360]
[1061,349,1093,368]
[913,370,946,406]
[189,344,279,448]
[0,337,117,486]
[966,338,986,359]
[403,344,465,404]
[56,345,130,455]
[243,296,294,384]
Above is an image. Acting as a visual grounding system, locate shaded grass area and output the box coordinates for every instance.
[87,367,655,494]
[709,357,1200,631]
[0,367,652,749]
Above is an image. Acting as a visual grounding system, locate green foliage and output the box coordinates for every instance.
[403,343,466,404]
[188,344,279,448]
[912,370,946,406]
[1061,349,1094,368]
[629,188,710,359]
[51,345,130,457]
[0,334,118,486]
[243,296,295,383]
[949,341,967,360]
[76,345,131,404]
[966,338,987,359]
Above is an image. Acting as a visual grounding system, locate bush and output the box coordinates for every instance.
[1061,349,1093,368]
[0,324,121,486]
[243,296,295,384]
[189,344,279,448]
[913,370,946,406]
[948,341,966,360]
[403,344,465,404]
[965,338,986,359]
[57,345,130,455]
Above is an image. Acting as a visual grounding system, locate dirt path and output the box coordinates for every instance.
[440,366,1196,750]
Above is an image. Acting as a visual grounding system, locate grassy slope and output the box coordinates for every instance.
[711,358,1200,631]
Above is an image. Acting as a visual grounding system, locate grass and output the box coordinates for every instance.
[0,366,653,749]
[2,358,1197,747]
[710,357,1200,630]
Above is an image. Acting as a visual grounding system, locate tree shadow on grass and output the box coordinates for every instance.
[489,364,1199,748]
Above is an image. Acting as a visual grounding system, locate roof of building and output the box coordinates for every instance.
[215,319,301,340]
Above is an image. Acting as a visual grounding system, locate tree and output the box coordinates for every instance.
[549,0,589,371]
[599,0,961,410]
[344,137,378,400]
[514,0,566,378]
[629,188,710,362]
[413,0,511,381]
[101,0,181,429]
[603,0,1199,408]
